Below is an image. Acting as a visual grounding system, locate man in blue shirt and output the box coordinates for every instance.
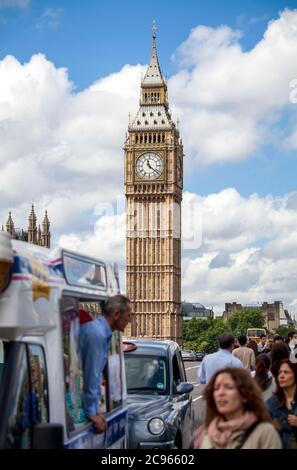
[80,294,131,433]
[198,333,243,384]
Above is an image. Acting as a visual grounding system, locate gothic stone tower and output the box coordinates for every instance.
[124,25,183,342]
[2,205,51,248]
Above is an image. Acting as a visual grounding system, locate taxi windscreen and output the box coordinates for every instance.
[125,354,168,395]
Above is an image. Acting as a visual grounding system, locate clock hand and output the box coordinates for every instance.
[146,160,154,170]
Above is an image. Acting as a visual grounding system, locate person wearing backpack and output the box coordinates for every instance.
[194,367,281,449]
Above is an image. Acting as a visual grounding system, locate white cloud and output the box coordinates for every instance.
[59,188,297,315]
[60,213,125,262]
[181,188,297,314]
[3,10,297,223]
[0,54,142,234]
[59,213,126,291]
[170,9,297,164]
[2,10,297,317]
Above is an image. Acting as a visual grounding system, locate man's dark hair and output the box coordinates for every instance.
[219,333,235,350]
[270,343,290,378]
[103,294,130,317]
[273,335,283,342]
[260,334,267,339]
[238,335,247,346]
[287,331,297,342]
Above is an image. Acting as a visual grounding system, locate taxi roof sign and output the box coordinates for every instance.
[122,341,137,352]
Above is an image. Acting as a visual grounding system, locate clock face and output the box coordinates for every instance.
[136,152,163,180]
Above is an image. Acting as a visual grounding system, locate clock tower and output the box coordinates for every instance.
[124,24,183,342]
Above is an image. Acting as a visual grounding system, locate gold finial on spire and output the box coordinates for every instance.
[152,20,157,42]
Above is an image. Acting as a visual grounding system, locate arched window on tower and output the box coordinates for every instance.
[134,209,138,232]
[169,209,172,233]
[157,209,160,232]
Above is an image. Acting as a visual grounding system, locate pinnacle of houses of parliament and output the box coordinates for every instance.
[124,23,183,342]
[2,205,51,248]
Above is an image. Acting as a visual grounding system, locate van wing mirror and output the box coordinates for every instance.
[176,382,193,394]
[32,423,63,449]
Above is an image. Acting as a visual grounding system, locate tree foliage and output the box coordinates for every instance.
[183,309,266,353]
[183,317,226,354]
[226,308,265,338]
[274,325,297,340]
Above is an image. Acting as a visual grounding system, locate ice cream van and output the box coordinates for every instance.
[0,232,128,449]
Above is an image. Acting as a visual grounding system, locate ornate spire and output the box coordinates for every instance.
[42,210,50,230]
[142,21,164,87]
[28,204,37,227]
[6,211,15,237]
[28,204,37,244]
[41,209,50,248]
[130,23,170,127]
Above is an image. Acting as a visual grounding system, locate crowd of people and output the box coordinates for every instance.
[78,296,297,450]
[196,331,297,449]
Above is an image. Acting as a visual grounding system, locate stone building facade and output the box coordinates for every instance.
[223,301,289,331]
[124,25,183,342]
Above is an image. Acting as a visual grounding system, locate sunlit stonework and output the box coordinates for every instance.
[124,24,183,342]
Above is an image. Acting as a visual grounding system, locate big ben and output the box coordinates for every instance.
[124,24,183,342]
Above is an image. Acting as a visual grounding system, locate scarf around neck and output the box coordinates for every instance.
[207,412,258,447]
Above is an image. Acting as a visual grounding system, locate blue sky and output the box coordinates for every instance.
[0,0,296,88]
[1,0,297,198]
[1,1,297,313]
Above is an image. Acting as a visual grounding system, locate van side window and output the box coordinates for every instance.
[62,297,87,433]
[0,342,50,448]
[9,344,32,448]
[28,344,49,423]
[107,332,123,411]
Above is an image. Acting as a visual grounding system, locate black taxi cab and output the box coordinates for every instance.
[124,339,194,449]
